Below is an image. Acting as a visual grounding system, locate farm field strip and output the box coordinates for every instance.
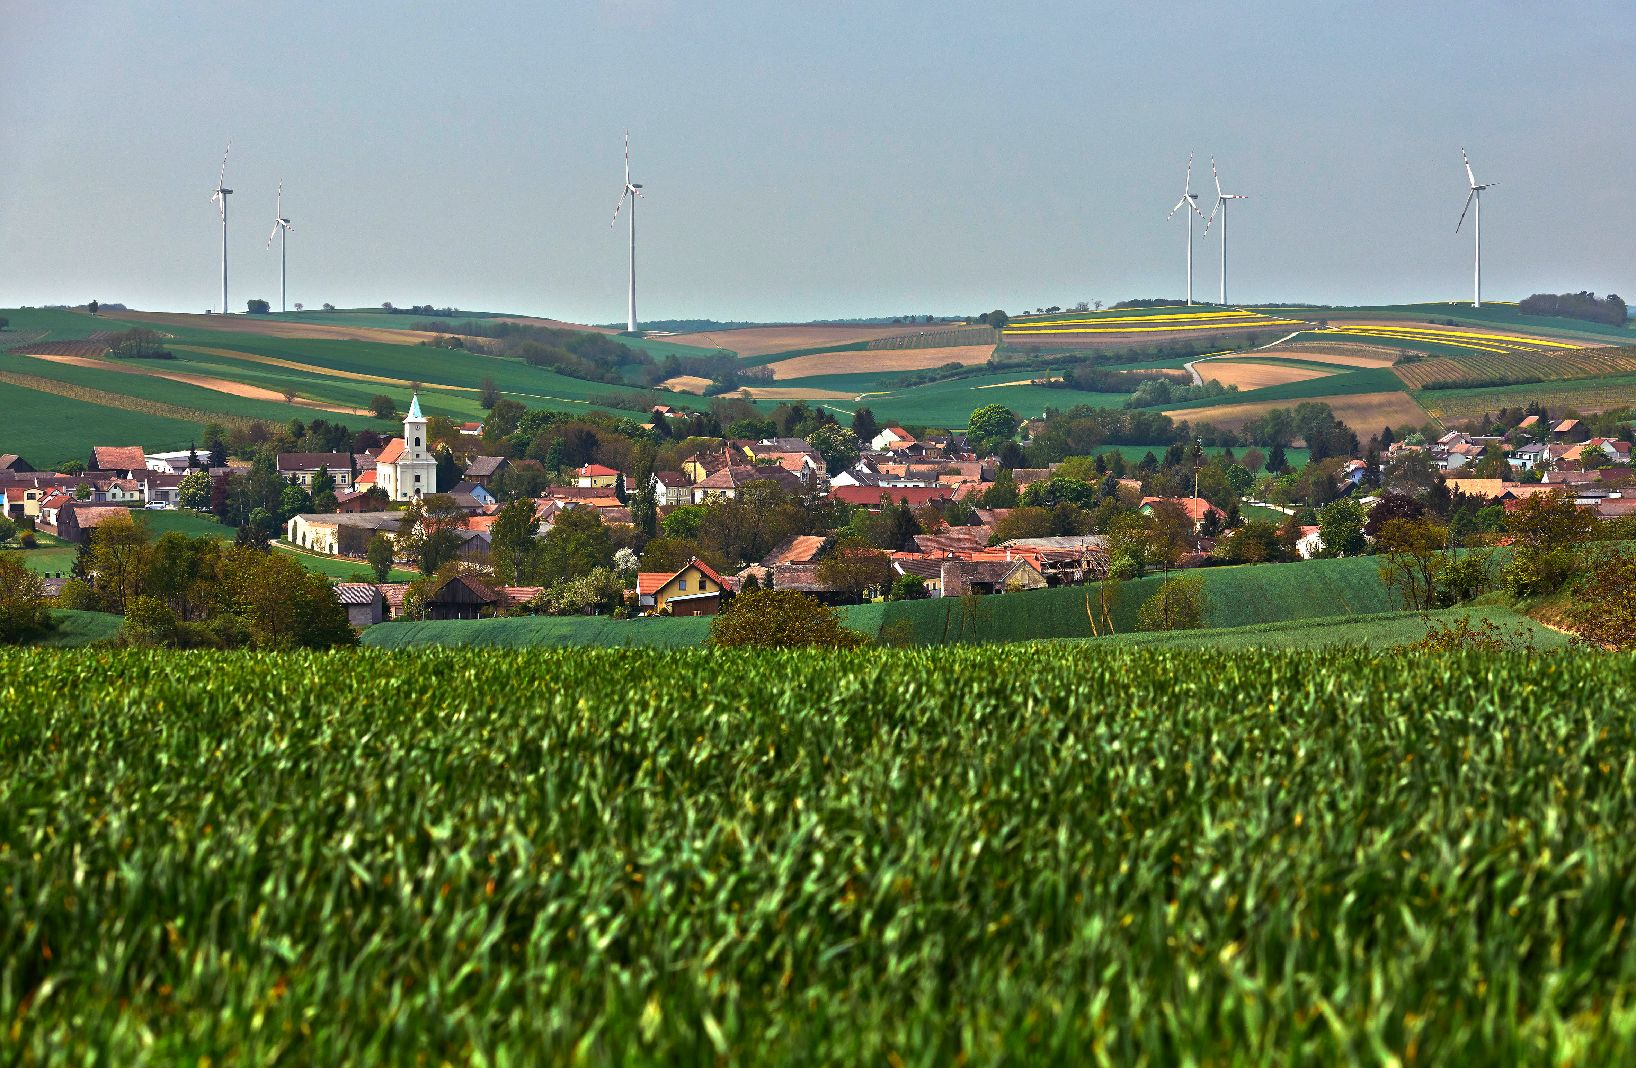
[11,352,373,416]
[666,323,938,358]
[1198,359,1339,390]
[1319,324,1585,354]
[1393,347,1636,389]
[9,647,1636,1061]
[769,344,995,380]
[1164,389,1432,438]
[1416,372,1636,420]
[0,379,209,465]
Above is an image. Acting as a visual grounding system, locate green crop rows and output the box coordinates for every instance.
[4,647,1635,1062]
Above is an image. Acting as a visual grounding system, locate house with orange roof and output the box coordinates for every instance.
[1140,495,1226,531]
[635,557,726,616]
[576,463,622,489]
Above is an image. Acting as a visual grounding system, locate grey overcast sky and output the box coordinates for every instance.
[2,0,1632,323]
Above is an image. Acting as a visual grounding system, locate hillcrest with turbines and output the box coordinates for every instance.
[610,131,644,334]
[267,181,294,313]
[1204,157,1248,305]
[1167,155,1207,306]
[1456,148,1495,308]
[209,143,232,314]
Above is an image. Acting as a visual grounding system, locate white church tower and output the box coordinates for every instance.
[379,392,440,501]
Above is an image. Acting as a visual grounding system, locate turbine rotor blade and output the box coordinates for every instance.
[1462,148,1477,188]
[1183,153,1194,194]
[611,189,628,226]
[1455,188,1476,232]
[1168,195,1189,219]
[1212,157,1222,197]
[218,142,231,187]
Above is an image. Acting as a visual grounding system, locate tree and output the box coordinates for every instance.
[1501,489,1595,597]
[1316,497,1366,557]
[480,377,500,409]
[87,300,99,315]
[322,302,335,312]
[1376,516,1449,610]
[1265,442,1288,474]
[83,513,150,614]
[1567,549,1636,649]
[537,507,614,585]
[367,532,396,582]
[979,467,1019,508]
[489,498,540,585]
[370,394,398,420]
[968,404,1019,454]
[120,595,182,648]
[247,298,271,314]
[311,466,337,500]
[222,547,357,649]
[279,483,312,523]
[807,424,861,476]
[0,515,15,546]
[1364,492,1425,538]
[851,407,879,447]
[1135,575,1207,632]
[888,573,929,601]
[0,557,51,644]
[708,590,868,649]
[294,302,304,312]
[816,547,892,603]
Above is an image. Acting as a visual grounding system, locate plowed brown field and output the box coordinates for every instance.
[1199,360,1338,390]
[669,324,941,358]
[1165,391,1431,439]
[771,344,995,380]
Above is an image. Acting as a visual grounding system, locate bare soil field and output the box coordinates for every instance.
[1250,344,1401,368]
[771,344,996,380]
[659,375,714,395]
[732,385,858,401]
[1199,360,1338,390]
[1165,390,1431,439]
[10,339,113,358]
[669,324,940,358]
[105,310,427,346]
[14,353,372,415]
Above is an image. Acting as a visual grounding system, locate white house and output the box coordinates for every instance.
[870,427,916,451]
[374,394,439,502]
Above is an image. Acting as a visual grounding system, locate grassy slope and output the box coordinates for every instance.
[0,307,106,342]
[32,610,122,647]
[0,380,205,468]
[1095,605,1565,651]
[364,555,1395,649]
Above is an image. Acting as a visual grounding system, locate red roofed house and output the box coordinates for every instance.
[635,557,726,616]
[870,427,917,451]
[576,463,622,489]
[1140,495,1226,532]
[829,485,954,511]
[88,446,148,477]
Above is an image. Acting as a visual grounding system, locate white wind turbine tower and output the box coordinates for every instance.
[610,131,644,334]
[1167,155,1206,305]
[1456,149,1495,308]
[1204,157,1248,305]
[209,144,233,314]
[267,181,294,313]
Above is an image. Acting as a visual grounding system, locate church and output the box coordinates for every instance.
[373,394,439,501]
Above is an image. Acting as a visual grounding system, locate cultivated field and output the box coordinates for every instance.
[1417,373,1636,422]
[14,352,372,415]
[1197,358,1337,390]
[8,646,1636,1062]
[104,309,433,345]
[1241,342,1401,368]
[1166,389,1431,439]
[668,323,940,357]
[657,374,715,394]
[1392,346,1636,389]
[770,343,995,380]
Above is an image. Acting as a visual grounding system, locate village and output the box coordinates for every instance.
[3,391,1633,631]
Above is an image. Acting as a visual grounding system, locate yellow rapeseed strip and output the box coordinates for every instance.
[1010,319,1306,335]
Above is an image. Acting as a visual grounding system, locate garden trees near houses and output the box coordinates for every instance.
[979,467,1019,508]
[1364,492,1425,538]
[1265,442,1288,474]
[889,573,929,601]
[536,506,615,586]
[697,483,806,566]
[816,546,892,604]
[638,536,728,576]
[626,446,658,537]
[236,508,276,550]
[488,499,540,585]
[1568,549,1636,649]
[178,470,212,511]
[1376,516,1449,611]
[807,424,861,476]
[0,557,51,644]
[366,531,396,582]
[1381,452,1446,508]
[279,483,312,523]
[660,504,708,540]
[851,407,879,448]
[1136,575,1208,632]
[1217,519,1288,565]
[1501,489,1595,597]
[1317,498,1367,558]
[370,394,398,420]
[967,404,1019,455]
[708,589,868,649]
[223,549,356,649]
[0,515,15,546]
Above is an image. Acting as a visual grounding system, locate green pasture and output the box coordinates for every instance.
[0,307,106,342]
[0,379,205,467]
[2,530,78,577]
[1095,605,1565,651]
[29,610,123,647]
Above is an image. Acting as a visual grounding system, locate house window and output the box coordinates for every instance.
[414,475,421,483]
[679,578,688,592]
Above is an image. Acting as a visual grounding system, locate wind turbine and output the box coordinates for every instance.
[210,144,233,314]
[1167,155,1206,306]
[610,131,643,334]
[267,181,294,313]
[1204,157,1248,305]
[1456,149,1494,308]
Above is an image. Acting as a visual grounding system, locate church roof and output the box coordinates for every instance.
[406,393,423,421]
[375,438,405,465]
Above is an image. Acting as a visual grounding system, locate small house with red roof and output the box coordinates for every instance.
[576,463,622,489]
[635,557,726,616]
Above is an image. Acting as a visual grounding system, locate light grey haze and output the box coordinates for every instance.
[3,0,1632,322]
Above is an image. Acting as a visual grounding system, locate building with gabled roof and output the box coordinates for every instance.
[635,557,726,615]
[373,393,438,501]
[88,446,147,476]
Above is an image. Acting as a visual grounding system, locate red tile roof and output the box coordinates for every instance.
[636,557,726,596]
[829,485,953,508]
[374,438,405,464]
[90,446,146,472]
[578,463,621,477]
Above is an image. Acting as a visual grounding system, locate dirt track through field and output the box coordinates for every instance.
[15,352,374,415]
[170,345,477,393]
[104,310,430,345]
[1199,360,1338,390]
[770,344,995,380]
[1165,390,1432,438]
[732,385,858,401]
[670,324,941,358]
